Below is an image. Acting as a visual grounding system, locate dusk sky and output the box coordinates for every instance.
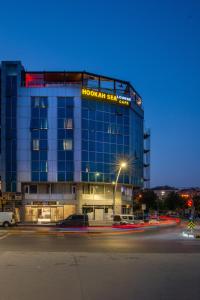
[0,0,199,188]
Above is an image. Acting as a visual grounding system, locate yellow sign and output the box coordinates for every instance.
[81,88,131,106]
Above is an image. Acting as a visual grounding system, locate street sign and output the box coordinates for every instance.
[187,220,195,230]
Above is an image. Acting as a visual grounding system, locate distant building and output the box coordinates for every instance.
[177,188,200,199]
[152,186,178,200]
[0,60,149,222]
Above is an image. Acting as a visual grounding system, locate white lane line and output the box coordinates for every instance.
[0,233,10,240]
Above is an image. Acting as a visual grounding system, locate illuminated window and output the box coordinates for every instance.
[40,97,48,108]
[33,139,39,151]
[34,97,40,108]
[40,119,48,129]
[63,139,72,150]
[64,118,73,129]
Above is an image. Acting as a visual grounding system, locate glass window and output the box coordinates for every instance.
[31,119,39,129]
[58,161,65,171]
[65,172,73,181]
[58,130,66,139]
[32,139,39,151]
[94,185,104,194]
[89,141,95,152]
[40,97,48,108]
[82,172,88,181]
[65,151,73,161]
[58,119,64,129]
[82,140,88,151]
[58,108,65,118]
[58,172,65,181]
[32,151,39,160]
[89,130,95,140]
[40,119,48,129]
[124,136,129,145]
[58,151,65,161]
[82,130,88,140]
[33,97,40,108]
[96,152,103,162]
[40,140,48,150]
[40,108,47,118]
[32,172,39,181]
[40,130,47,139]
[31,130,39,139]
[89,110,95,120]
[64,118,73,129]
[40,161,48,172]
[96,163,103,172]
[66,161,73,172]
[89,151,95,161]
[82,119,88,129]
[82,109,88,119]
[63,139,72,151]
[40,172,47,182]
[82,151,88,161]
[96,142,103,152]
[65,97,74,106]
[32,161,39,172]
[40,151,47,160]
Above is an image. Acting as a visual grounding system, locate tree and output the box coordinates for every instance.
[140,190,158,210]
[192,195,200,212]
[164,192,184,211]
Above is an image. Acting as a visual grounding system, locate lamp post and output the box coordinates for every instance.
[113,162,127,216]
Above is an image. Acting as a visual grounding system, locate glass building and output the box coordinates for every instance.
[0,61,149,222]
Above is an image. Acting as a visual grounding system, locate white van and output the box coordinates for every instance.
[113,214,145,225]
[0,212,16,227]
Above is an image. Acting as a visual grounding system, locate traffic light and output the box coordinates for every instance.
[187,199,193,207]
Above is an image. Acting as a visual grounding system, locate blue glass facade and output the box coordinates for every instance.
[57,97,74,181]
[5,75,17,192]
[31,97,48,181]
[0,70,1,154]
[130,108,144,186]
[81,98,131,184]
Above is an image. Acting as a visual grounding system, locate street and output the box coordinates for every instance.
[0,224,200,300]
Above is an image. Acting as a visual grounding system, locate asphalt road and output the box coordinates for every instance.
[0,224,200,300]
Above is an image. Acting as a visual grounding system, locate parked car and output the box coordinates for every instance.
[113,214,144,225]
[56,214,89,227]
[0,212,16,227]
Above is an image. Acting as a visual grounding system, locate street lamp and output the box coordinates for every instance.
[113,161,127,216]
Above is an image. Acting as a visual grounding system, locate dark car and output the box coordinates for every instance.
[56,214,89,227]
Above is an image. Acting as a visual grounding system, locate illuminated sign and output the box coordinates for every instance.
[81,88,131,106]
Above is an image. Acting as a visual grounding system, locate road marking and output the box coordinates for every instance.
[0,233,9,240]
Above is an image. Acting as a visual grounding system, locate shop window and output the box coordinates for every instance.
[93,185,104,194]
[82,184,91,194]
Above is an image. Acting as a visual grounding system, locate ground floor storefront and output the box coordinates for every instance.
[24,204,76,223]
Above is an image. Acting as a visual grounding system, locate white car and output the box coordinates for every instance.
[0,212,16,227]
[113,214,144,225]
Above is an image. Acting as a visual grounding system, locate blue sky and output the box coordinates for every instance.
[0,0,200,187]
